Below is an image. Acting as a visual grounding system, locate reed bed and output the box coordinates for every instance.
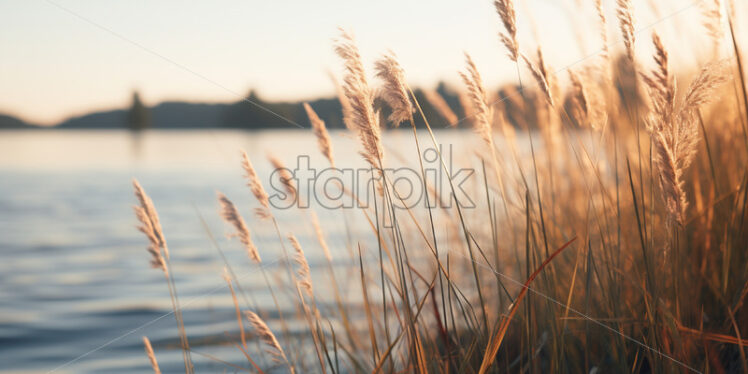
[132,0,748,372]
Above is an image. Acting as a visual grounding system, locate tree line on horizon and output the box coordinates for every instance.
[1,56,641,131]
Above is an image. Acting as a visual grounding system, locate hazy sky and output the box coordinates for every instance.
[0,0,717,125]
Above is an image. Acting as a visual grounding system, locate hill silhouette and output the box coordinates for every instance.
[0,113,37,129]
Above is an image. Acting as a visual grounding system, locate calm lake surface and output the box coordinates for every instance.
[0,129,494,373]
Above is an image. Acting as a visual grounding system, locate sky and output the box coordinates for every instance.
[0,0,719,125]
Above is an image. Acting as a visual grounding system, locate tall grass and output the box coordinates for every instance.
[132,0,748,372]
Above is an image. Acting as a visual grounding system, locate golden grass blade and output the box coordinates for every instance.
[478,237,577,374]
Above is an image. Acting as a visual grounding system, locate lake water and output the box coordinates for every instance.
[0,129,493,373]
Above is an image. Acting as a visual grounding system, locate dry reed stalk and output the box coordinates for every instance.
[244,310,293,371]
[310,212,332,262]
[494,0,519,61]
[217,192,261,263]
[521,53,555,107]
[303,102,335,167]
[459,53,515,222]
[374,51,414,126]
[423,88,459,126]
[459,53,493,146]
[287,233,313,297]
[334,28,384,170]
[268,155,297,203]
[222,268,248,349]
[132,180,168,273]
[616,0,636,63]
[241,151,271,219]
[142,337,161,374]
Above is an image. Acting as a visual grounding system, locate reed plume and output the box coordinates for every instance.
[303,102,335,167]
[702,0,724,49]
[268,155,297,203]
[328,71,356,132]
[675,60,729,169]
[132,179,168,273]
[142,337,161,374]
[521,53,555,107]
[217,192,261,263]
[374,51,414,126]
[245,310,292,367]
[648,60,728,225]
[616,0,636,62]
[424,88,459,126]
[459,53,493,145]
[241,150,271,219]
[643,33,679,225]
[594,0,610,63]
[334,28,384,169]
[287,233,313,297]
[568,70,589,125]
[132,180,193,373]
[727,0,736,19]
[494,0,519,61]
[641,32,676,125]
